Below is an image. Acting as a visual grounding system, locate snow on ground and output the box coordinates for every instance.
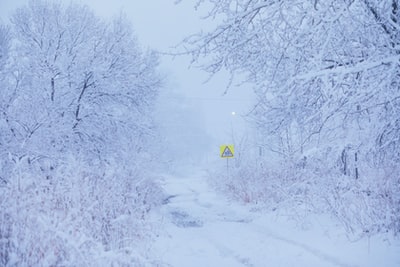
[153,169,400,267]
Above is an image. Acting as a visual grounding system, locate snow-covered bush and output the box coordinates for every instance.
[323,162,400,237]
[215,151,321,213]
[214,146,400,237]
[0,156,164,266]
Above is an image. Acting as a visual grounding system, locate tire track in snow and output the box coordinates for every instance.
[251,223,359,267]
[205,236,255,267]
[160,173,358,267]
[161,175,257,266]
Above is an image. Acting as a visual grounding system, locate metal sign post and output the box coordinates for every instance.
[226,157,230,179]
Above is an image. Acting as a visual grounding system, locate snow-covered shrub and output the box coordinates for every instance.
[215,147,400,238]
[217,155,320,214]
[323,162,400,238]
[0,156,164,266]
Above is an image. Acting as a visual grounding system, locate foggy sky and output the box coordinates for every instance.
[0,0,255,160]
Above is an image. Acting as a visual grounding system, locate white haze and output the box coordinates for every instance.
[0,0,255,164]
[1,1,399,266]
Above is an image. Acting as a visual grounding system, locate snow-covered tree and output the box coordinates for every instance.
[0,24,11,187]
[0,1,164,265]
[5,1,160,165]
[0,25,9,71]
[183,0,399,164]
[182,0,400,235]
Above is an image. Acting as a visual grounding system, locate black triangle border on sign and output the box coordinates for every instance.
[222,146,233,157]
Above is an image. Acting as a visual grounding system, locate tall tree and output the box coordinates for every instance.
[181,0,400,235]
[0,1,163,265]
[183,0,400,171]
[4,1,160,165]
[0,25,9,71]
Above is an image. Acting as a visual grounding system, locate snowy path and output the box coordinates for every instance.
[153,170,400,267]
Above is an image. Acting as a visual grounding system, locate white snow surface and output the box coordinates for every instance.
[153,169,400,267]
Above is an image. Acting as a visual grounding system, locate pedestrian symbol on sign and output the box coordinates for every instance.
[220,145,234,158]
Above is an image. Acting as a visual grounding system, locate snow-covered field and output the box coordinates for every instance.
[153,169,400,267]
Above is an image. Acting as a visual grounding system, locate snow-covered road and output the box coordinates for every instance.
[153,170,400,267]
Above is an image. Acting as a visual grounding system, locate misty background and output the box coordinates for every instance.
[1,0,254,166]
[1,1,399,266]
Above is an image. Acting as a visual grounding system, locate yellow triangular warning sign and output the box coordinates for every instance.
[220,145,234,158]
